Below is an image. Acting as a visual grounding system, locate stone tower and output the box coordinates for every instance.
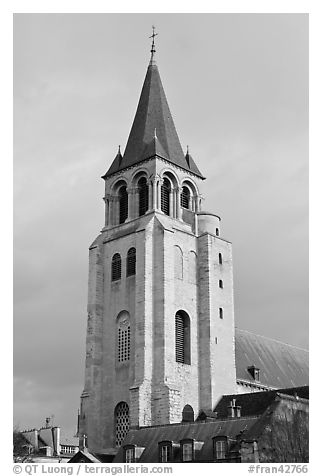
[79,40,236,453]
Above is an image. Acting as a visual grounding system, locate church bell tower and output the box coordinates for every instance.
[79,31,236,453]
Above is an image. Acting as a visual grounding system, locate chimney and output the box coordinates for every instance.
[79,434,87,451]
[31,429,39,452]
[51,426,60,456]
[248,366,260,381]
[228,400,235,418]
[227,399,241,418]
[76,409,80,437]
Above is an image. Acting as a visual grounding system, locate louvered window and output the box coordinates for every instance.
[180,186,190,209]
[138,177,148,216]
[126,248,136,277]
[119,186,128,224]
[115,402,130,447]
[175,311,190,364]
[111,253,122,281]
[161,178,171,215]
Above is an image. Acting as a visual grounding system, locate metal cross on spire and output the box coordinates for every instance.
[149,25,158,63]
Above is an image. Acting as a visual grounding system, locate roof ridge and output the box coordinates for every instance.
[235,327,308,352]
[136,416,259,430]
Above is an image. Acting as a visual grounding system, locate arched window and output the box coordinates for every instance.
[138,177,148,216]
[219,253,223,265]
[126,248,136,277]
[174,246,183,279]
[115,402,130,447]
[119,186,128,224]
[161,177,171,215]
[180,186,190,209]
[117,311,130,363]
[182,404,194,422]
[111,253,122,281]
[175,310,191,365]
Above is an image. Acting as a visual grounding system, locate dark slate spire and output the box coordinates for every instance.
[104,50,204,179]
[185,146,202,177]
[102,145,123,179]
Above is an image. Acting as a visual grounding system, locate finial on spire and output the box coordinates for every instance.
[154,127,157,139]
[149,25,158,64]
[118,145,121,154]
[186,145,189,155]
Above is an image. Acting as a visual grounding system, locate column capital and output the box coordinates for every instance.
[126,186,137,194]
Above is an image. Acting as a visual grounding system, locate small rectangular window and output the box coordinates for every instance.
[219,308,223,319]
[160,445,170,462]
[158,442,172,462]
[181,441,193,462]
[125,447,135,463]
[215,440,227,460]
[219,279,223,289]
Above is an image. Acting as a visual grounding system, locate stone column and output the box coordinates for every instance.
[113,196,120,226]
[107,195,114,227]
[169,189,174,217]
[127,187,136,221]
[157,179,163,211]
[148,179,153,211]
[175,186,183,220]
[189,194,193,211]
[103,196,109,227]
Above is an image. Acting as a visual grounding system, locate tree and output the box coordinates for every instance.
[13,427,33,461]
[259,405,309,463]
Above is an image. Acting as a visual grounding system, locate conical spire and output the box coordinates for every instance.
[104,44,204,179]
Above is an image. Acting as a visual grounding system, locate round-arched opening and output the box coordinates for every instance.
[180,186,190,209]
[175,310,191,365]
[161,177,171,215]
[126,247,136,276]
[119,185,128,224]
[114,401,130,447]
[182,404,194,422]
[111,253,122,281]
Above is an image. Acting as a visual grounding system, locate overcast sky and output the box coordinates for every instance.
[13,13,308,438]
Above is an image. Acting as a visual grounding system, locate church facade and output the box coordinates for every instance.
[78,40,308,455]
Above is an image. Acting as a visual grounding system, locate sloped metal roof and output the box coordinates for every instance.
[113,417,259,463]
[214,386,309,419]
[235,329,309,389]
